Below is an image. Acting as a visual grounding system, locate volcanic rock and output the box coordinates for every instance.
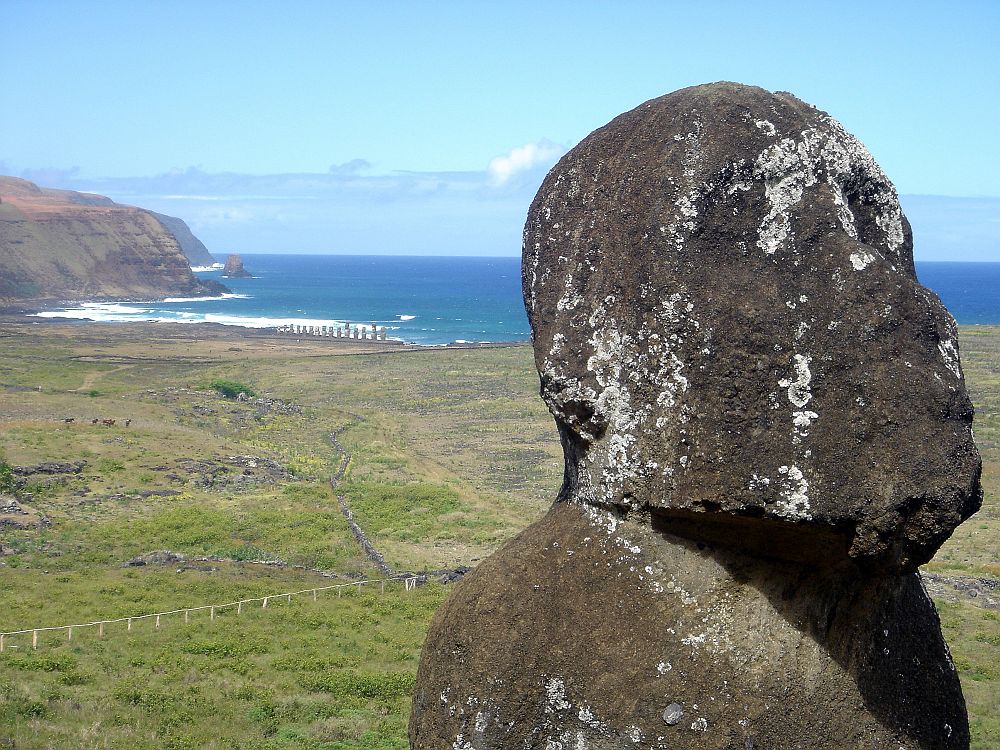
[410,83,982,750]
[150,211,216,266]
[222,254,252,278]
[0,176,228,301]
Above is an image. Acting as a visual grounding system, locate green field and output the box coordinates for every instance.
[0,323,997,748]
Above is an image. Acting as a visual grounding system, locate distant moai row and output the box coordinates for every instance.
[275,322,387,341]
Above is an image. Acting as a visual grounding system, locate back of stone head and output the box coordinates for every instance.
[523,81,981,572]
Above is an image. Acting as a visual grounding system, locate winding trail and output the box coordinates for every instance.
[75,364,133,392]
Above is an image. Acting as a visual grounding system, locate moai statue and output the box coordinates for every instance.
[410,83,982,750]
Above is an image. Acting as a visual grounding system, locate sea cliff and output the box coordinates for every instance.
[0,176,226,302]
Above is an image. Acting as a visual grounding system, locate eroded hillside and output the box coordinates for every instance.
[0,176,224,302]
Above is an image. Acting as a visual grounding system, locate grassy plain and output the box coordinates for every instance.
[0,322,997,748]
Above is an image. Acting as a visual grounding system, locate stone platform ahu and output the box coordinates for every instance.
[410,83,983,749]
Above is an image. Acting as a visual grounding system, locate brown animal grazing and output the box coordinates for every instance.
[124,419,132,427]
[91,418,99,424]
[101,419,116,427]
[63,417,75,423]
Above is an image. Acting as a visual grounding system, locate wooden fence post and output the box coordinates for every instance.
[155,615,160,630]
[67,626,72,641]
[1,634,4,653]
[127,618,132,632]
[286,594,291,604]
[262,597,268,609]
[237,601,242,615]
[210,606,215,621]
[32,630,38,649]
[99,623,104,638]
[312,589,317,601]
[184,610,189,625]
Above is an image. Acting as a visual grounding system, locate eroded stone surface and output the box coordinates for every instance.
[411,504,970,749]
[522,82,980,571]
[410,83,980,750]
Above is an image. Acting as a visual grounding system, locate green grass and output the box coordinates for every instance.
[0,568,445,750]
[0,323,996,748]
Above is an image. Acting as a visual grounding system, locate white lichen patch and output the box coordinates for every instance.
[938,338,961,380]
[792,409,819,437]
[558,290,701,505]
[849,250,876,270]
[733,114,906,260]
[754,118,777,136]
[754,137,810,254]
[779,354,813,408]
[545,678,572,713]
[775,465,811,519]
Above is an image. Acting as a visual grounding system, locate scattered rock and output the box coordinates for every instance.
[410,83,981,750]
[233,393,302,416]
[0,496,50,529]
[436,566,470,585]
[922,572,1000,610]
[125,550,187,567]
[0,495,24,515]
[663,704,684,726]
[173,454,292,490]
[12,460,85,476]
[104,489,182,503]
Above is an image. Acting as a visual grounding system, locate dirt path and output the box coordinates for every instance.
[75,364,133,392]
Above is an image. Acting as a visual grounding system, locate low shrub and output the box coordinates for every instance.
[208,379,256,399]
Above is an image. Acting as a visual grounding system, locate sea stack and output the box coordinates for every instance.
[410,83,982,749]
[222,253,252,278]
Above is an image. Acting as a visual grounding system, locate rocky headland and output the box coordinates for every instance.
[410,83,982,749]
[0,175,226,303]
[149,210,216,267]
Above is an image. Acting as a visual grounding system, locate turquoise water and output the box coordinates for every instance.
[33,255,1000,345]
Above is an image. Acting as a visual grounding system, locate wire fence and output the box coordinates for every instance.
[0,575,419,653]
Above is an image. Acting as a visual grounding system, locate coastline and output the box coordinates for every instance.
[0,316,531,352]
[0,289,533,347]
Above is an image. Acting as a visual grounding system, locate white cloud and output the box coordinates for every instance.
[487,140,563,186]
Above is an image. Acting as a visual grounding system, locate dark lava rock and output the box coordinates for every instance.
[124,550,187,567]
[521,81,979,571]
[13,460,85,475]
[410,83,980,750]
[222,253,252,278]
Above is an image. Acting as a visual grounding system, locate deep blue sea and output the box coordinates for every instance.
[33,256,1000,345]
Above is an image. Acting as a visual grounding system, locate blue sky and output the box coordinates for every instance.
[2,0,998,259]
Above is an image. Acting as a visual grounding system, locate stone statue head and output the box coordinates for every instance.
[523,82,981,571]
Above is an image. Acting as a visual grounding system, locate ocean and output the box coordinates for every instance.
[33,255,1000,345]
